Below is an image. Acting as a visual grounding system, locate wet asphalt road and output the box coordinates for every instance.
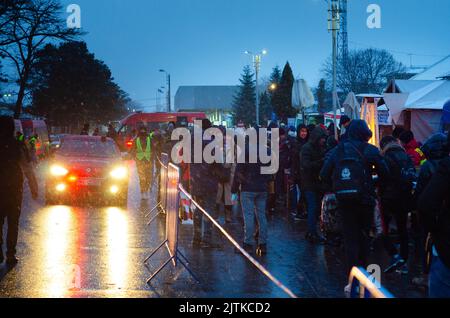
[0,161,427,298]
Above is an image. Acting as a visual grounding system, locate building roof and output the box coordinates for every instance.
[174,86,239,111]
[411,55,450,80]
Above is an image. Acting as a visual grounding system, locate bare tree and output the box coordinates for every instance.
[0,0,82,118]
[322,48,406,95]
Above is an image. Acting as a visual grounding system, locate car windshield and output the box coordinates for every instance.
[58,139,119,158]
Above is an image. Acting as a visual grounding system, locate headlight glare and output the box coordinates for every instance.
[50,165,68,176]
[110,166,127,180]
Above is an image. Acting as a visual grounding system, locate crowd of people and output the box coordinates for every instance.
[1,113,449,298]
[164,117,450,298]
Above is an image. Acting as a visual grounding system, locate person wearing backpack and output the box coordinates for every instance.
[320,120,389,284]
[379,136,416,275]
[418,131,450,298]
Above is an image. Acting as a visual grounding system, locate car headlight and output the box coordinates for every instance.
[110,166,128,180]
[50,165,68,176]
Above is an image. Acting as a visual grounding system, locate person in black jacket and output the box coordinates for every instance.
[190,119,225,249]
[0,116,38,266]
[300,126,328,243]
[231,129,272,255]
[418,131,450,297]
[290,124,309,220]
[412,132,449,288]
[320,120,389,283]
[379,136,416,275]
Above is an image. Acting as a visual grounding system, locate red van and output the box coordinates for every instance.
[117,112,206,150]
[21,119,50,158]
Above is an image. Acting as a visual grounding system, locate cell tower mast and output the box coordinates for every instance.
[337,0,348,65]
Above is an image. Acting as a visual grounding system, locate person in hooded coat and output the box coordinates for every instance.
[320,120,389,283]
[300,126,328,243]
[290,124,309,220]
[415,133,449,198]
[418,131,450,298]
[412,133,449,287]
[0,116,38,266]
[379,136,416,275]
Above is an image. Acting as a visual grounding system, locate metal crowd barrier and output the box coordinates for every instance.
[144,162,198,284]
[145,152,169,223]
[348,267,394,298]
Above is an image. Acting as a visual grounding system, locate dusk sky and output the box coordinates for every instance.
[60,0,450,110]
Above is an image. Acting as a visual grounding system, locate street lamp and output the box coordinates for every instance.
[245,49,267,126]
[159,69,171,112]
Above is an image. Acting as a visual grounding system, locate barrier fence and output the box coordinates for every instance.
[144,162,198,283]
[145,153,169,223]
[348,267,394,298]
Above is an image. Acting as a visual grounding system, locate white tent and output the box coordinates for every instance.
[384,80,450,142]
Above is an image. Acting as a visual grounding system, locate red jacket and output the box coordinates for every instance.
[403,139,425,167]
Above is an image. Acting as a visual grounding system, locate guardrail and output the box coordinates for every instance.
[143,153,298,298]
[348,267,394,298]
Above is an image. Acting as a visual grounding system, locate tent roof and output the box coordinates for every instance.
[393,80,438,93]
[405,80,450,110]
[174,86,239,111]
[411,55,450,80]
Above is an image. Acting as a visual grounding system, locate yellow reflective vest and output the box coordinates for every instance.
[136,134,153,161]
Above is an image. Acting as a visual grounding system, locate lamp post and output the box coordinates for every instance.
[245,50,267,126]
[328,0,340,140]
[159,69,171,112]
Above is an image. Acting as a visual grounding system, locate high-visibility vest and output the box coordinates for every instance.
[136,135,152,161]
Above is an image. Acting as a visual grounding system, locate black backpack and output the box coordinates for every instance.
[385,150,416,194]
[332,142,368,202]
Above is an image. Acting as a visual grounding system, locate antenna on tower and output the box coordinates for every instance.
[337,0,348,65]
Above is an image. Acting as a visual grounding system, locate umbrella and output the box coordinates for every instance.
[343,92,360,119]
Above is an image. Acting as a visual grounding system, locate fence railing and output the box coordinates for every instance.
[348,267,394,298]
[143,153,297,298]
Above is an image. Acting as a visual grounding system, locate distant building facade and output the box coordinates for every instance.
[174,86,239,127]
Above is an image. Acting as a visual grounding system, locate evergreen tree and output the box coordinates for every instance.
[232,65,256,126]
[30,41,129,130]
[272,62,296,122]
[259,91,273,126]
